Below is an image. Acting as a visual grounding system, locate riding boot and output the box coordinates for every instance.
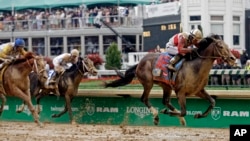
[167,54,181,72]
[0,59,11,70]
[48,71,60,96]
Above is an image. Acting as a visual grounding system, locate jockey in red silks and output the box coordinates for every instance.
[165,29,203,72]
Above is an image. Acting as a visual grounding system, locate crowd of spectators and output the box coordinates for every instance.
[0,5,138,31]
[209,50,250,87]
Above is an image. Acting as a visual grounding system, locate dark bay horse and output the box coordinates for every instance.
[30,56,98,124]
[28,71,58,114]
[103,36,236,126]
[0,52,48,126]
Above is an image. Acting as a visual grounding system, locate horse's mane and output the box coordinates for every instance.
[197,34,221,52]
[12,52,35,64]
[65,57,83,73]
[185,34,221,61]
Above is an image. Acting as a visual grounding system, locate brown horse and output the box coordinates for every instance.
[0,52,48,126]
[103,36,236,126]
[16,56,56,114]
[30,56,98,124]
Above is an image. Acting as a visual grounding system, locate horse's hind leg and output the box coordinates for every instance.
[0,94,6,116]
[194,89,215,118]
[140,83,159,125]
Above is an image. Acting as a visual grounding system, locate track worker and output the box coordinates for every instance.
[0,38,27,69]
[165,29,203,72]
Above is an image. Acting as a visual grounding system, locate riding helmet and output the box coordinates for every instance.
[14,38,25,47]
[190,29,203,40]
[71,49,79,57]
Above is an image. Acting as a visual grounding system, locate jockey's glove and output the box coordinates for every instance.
[4,59,12,64]
[191,48,198,52]
[10,57,16,62]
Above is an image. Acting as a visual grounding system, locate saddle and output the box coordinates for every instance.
[152,52,195,85]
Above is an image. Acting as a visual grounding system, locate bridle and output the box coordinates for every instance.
[26,57,46,75]
[76,58,95,76]
[193,39,229,60]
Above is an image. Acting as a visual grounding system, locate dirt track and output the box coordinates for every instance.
[0,121,229,141]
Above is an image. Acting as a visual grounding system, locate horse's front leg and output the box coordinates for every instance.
[35,90,46,114]
[0,94,6,116]
[51,95,71,120]
[164,92,187,126]
[15,89,42,127]
[16,101,25,113]
[32,87,42,114]
[160,88,186,126]
[66,96,75,125]
[194,89,215,118]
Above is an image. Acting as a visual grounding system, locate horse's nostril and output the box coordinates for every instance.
[230,57,236,60]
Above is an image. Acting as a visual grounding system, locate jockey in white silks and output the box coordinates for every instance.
[47,49,79,87]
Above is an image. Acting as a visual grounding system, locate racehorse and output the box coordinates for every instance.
[103,35,236,126]
[0,52,48,127]
[16,56,57,114]
[30,56,98,124]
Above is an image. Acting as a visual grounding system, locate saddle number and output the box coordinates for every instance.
[152,68,162,76]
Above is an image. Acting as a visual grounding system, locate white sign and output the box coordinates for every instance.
[146,2,180,18]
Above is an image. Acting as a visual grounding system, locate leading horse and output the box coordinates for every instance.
[0,52,48,126]
[103,36,236,126]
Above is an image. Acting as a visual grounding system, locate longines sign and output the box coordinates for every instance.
[1,96,250,128]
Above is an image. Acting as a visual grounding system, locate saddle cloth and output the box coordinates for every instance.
[152,52,184,85]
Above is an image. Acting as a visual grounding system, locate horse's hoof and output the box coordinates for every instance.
[51,114,58,118]
[34,119,44,127]
[38,122,44,128]
[160,109,169,114]
[194,113,202,118]
[71,120,77,125]
[16,110,22,113]
[179,117,186,126]
[154,116,159,125]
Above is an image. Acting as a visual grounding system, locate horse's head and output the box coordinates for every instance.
[33,56,48,84]
[211,39,236,66]
[197,36,236,66]
[80,56,98,76]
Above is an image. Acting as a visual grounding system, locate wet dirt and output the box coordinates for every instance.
[0,121,229,141]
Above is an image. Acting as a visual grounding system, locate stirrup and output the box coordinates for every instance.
[167,65,176,72]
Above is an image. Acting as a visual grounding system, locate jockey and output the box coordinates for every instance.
[165,29,203,72]
[49,49,80,83]
[0,38,27,69]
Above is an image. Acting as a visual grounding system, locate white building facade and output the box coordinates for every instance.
[181,0,246,51]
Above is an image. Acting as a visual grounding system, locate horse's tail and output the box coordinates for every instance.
[103,64,138,88]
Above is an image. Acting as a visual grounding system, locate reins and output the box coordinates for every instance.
[80,59,92,76]
[26,57,45,74]
[193,40,224,59]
